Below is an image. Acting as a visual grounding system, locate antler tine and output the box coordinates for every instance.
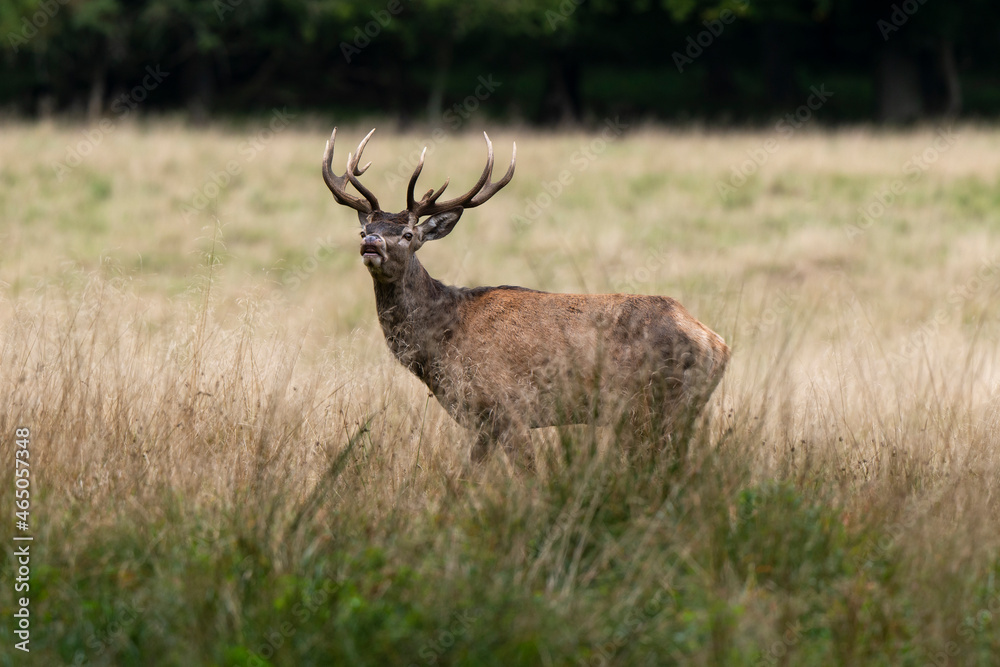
[321,127,381,215]
[424,133,494,212]
[409,132,514,218]
[424,178,450,206]
[406,147,427,212]
[466,135,516,208]
[322,128,371,214]
[407,146,454,217]
[345,128,380,211]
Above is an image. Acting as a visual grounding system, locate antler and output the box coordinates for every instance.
[322,127,381,215]
[407,132,516,219]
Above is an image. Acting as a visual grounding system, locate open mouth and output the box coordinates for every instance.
[360,243,384,266]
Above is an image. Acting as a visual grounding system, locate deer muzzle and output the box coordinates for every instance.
[360,234,386,268]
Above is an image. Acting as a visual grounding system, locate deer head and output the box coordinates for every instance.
[322,127,516,284]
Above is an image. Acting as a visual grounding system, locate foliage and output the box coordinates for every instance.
[3,0,1000,121]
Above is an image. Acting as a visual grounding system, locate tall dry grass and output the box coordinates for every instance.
[1,119,999,665]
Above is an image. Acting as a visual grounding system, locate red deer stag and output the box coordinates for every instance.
[322,128,729,461]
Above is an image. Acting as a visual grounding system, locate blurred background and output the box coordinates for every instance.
[2,0,998,126]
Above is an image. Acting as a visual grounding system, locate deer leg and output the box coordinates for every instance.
[470,410,534,468]
[646,366,719,466]
[468,409,508,463]
[470,429,495,463]
[625,373,690,460]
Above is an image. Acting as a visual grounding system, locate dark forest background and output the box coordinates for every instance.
[1,0,997,125]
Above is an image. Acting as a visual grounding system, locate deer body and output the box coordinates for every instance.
[322,129,729,458]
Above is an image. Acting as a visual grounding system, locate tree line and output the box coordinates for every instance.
[2,0,997,125]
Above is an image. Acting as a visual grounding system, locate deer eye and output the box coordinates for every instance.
[359,231,365,238]
[402,231,413,241]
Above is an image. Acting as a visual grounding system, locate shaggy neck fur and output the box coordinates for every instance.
[372,256,461,390]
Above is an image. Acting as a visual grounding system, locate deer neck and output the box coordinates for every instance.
[372,257,460,389]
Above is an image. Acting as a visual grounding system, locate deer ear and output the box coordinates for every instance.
[418,209,463,241]
[357,210,368,226]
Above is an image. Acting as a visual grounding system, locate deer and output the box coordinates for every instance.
[322,127,729,462]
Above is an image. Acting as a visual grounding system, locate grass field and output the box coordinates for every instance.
[2,118,999,665]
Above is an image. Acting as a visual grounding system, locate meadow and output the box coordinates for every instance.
[1,118,999,665]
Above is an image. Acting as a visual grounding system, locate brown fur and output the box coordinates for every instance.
[323,131,730,460]
[359,211,729,460]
